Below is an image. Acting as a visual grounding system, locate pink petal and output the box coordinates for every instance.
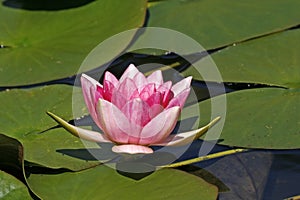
[132,72,148,91]
[167,88,191,108]
[147,70,163,86]
[171,76,192,96]
[119,64,139,83]
[139,83,156,101]
[161,90,174,108]
[104,71,119,88]
[121,98,151,127]
[112,144,153,154]
[145,92,162,107]
[102,80,116,101]
[81,74,104,130]
[157,81,174,107]
[97,99,142,144]
[157,81,172,92]
[138,106,180,145]
[96,85,104,102]
[151,129,200,147]
[149,104,164,119]
[152,117,221,146]
[167,88,191,109]
[111,90,127,110]
[117,78,138,100]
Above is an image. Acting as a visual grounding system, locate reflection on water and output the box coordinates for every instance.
[263,151,300,200]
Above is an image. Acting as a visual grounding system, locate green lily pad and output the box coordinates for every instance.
[0,85,101,170]
[183,29,300,88]
[147,0,300,50]
[181,29,300,149]
[0,170,32,200]
[198,88,300,149]
[27,166,218,200]
[0,0,147,86]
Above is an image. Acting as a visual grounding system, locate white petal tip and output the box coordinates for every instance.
[112,144,153,154]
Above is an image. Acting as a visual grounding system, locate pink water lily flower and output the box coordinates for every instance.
[47,64,219,154]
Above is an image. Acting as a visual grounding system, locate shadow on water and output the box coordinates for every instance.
[2,0,95,10]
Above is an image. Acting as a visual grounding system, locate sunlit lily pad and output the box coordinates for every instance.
[183,29,300,88]
[181,29,300,149]
[0,170,32,200]
[0,85,100,170]
[0,0,147,86]
[197,88,300,149]
[27,165,218,200]
[147,0,300,50]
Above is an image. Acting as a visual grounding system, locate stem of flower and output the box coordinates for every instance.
[159,148,249,168]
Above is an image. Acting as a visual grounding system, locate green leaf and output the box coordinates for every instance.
[198,88,300,149]
[27,166,218,200]
[0,85,100,170]
[183,29,300,88]
[0,0,147,86]
[181,29,300,149]
[147,0,300,50]
[177,165,229,193]
[0,170,32,200]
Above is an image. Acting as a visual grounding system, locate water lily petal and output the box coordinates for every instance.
[157,81,174,107]
[112,144,153,154]
[171,76,192,96]
[46,111,111,143]
[139,106,180,145]
[102,80,116,101]
[149,104,164,119]
[139,83,156,101]
[111,90,127,110]
[147,70,163,86]
[133,71,148,91]
[152,117,221,146]
[81,74,104,129]
[97,98,142,144]
[167,88,191,109]
[157,81,172,92]
[119,64,139,83]
[117,78,138,100]
[121,98,151,127]
[145,92,162,107]
[104,71,119,88]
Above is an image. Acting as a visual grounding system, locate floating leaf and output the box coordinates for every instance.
[181,29,300,149]
[0,170,32,200]
[183,29,300,88]
[27,166,218,200]
[0,0,147,86]
[198,88,300,149]
[0,85,100,170]
[147,0,300,50]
